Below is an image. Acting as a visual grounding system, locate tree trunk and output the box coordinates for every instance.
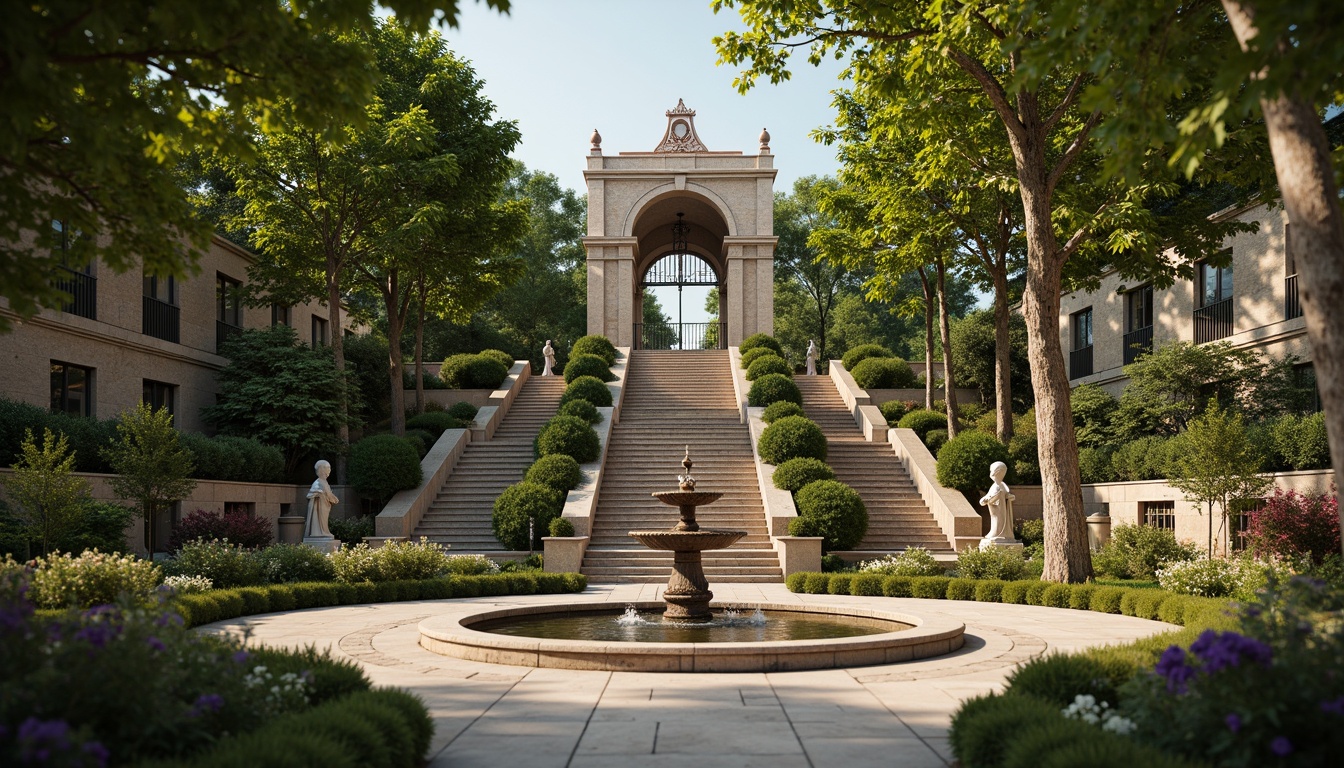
[326,261,349,483]
[1222,0,1344,556]
[992,264,1014,443]
[918,266,935,411]
[935,258,959,439]
[414,288,427,416]
[385,276,406,437]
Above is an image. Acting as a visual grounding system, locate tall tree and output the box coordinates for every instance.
[775,176,859,367]
[101,404,196,556]
[1168,402,1273,556]
[1,429,90,556]
[0,0,511,331]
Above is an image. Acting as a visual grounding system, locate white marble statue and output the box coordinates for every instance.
[977,460,1019,548]
[305,459,339,540]
[805,340,818,376]
[542,340,556,376]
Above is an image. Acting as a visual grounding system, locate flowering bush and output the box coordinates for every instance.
[169,508,273,551]
[1061,693,1135,735]
[1156,556,1273,600]
[859,546,946,577]
[27,550,162,609]
[162,574,213,594]
[1092,523,1201,580]
[252,543,336,584]
[955,545,1028,581]
[443,554,500,576]
[330,543,381,584]
[332,538,450,583]
[1243,488,1341,565]
[165,539,264,589]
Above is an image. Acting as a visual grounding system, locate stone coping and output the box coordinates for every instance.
[888,428,983,551]
[552,347,629,545]
[418,600,964,673]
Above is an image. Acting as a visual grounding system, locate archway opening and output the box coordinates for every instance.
[631,196,730,350]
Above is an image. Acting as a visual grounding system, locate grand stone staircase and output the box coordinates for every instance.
[794,376,955,560]
[411,375,566,552]
[581,350,782,583]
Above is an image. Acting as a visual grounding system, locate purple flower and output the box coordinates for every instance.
[1189,630,1273,674]
[1270,736,1293,756]
[1321,696,1344,716]
[1225,713,1242,733]
[82,740,110,768]
[81,604,118,619]
[1155,645,1196,693]
[72,622,121,649]
[17,717,73,762]
[232,649,250,664]
[146,636,165,653]
[188,693,225,718]
[154,611,184,628]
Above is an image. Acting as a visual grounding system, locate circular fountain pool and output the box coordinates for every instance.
[419,601,965,672]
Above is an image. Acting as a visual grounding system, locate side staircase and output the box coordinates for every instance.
[795,376,956,560]
[582,350,782,583]
[411,375,567,552]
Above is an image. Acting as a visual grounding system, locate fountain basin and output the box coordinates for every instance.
[651,490,724,507]
[419,601,965,672]
[627,529,745,552]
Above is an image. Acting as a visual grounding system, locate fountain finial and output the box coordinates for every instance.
[678,446,696,491]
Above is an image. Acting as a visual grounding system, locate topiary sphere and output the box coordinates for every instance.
[739,333,783,356]
[850,357,918,389]
[747,373,802,407]
[548,517,576,537]
[570,335,617,366]
[403,428,435,457]
[563,353,615,384]
[478,349,516,370]
[897,409,949,441]
[878,400,914,425]
[535,415,601,463]
[557,398,602,424]
[841,343,894,371]
[772,457,836,493]
[438,353,476,388]
[348,434,423,503]
[925,428,949,455]
[447,401,479,422]
[758,415,828,465]
[740,347,782,370]
[406,412,461,437]
[762,401,805,423]
[525,454,584,493]
[560,375,613,408]
[492,482,563,550]
[936,430,1011,494]
[789,479,868,551]
[746,355,793,381]
[464,355,509,388]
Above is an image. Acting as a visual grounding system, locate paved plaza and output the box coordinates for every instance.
[202,585,1175,767]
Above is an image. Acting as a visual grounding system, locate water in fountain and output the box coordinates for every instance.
[476,607,907,643]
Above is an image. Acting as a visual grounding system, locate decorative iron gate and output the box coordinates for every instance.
[636,213,724,350]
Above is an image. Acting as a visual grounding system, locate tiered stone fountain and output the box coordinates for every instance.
[628,448,745,621]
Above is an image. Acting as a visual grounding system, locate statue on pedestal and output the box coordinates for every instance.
[542,340,556,376]
[304,460,341,553]
[977,460,1021,549]
[805,340,818,376]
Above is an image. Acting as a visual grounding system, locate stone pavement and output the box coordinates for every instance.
[200,583,1175,768]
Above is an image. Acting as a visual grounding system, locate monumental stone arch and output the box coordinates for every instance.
[583,99,777,349]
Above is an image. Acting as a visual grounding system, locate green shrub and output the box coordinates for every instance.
[441,554,501,576]
[936,430,1010,493]
[1110,435,1175,481]
[492,482,563,550]
[1078,446,1118,483]
[1129,589,1171,619]
[1004,652,1128,707]
[898,409,949,441]
[821,553,850,572]
[1091,523,1200,580]
[849,573,885,596]
[789,480,867,551]
[761,400,805,423]
[1000,580,1033,604]
[167,539,263,588]
[1009,430,1042,484]
[841,343,894,371]
[570,335,617,366]
[1155,556,1266,599]
[802,572,830,594]
[447,401,479,422]
[747,373,802,407]
[1089,586,1125,613]
[758,415,827,464]
[850,357,918,389]
[478,349,516,370]
[1272,411,1332,470]
[1025,581,1050,605]
[974,580,1006,602]
[785,571,809,592]
[1118,589,1142,616]
[740,347,781,370]
[1041,584,1071,608]
[746,355,792,381]
[956,545,1028,580]
[563,353,615,384]
[405,412,461,437]
[525,454,584,493]
[330,515,375,547]
[1068,584,1096,610]
[401,429,433,458]
[343,539,450,582]
[950,693,1064,768]
[254,543,336,584]
[925,428,949,454]
[771,457,836,492]
[826,573,854,595]
[557,398,602,424]
[535,415,601,463]
[947,578,978,600]
[910,576,952,599]
[28,549,162,608]
[43,411,119,473]
[878,400,915,425]
[440,353,510,389]
[738,333,783,356]
[859,546,946,577]
[548,517,575,537]
[348,435,423,504]
[561,375,613,408]
[882,575,914,597]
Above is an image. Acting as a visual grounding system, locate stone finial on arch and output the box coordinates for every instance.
[621,184,739,239]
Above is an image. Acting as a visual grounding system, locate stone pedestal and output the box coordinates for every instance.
[303,536,341,555]
[1087,513,1112,551]
[663,550,714,621]
[978,537,1024,551]
[543,536,589,573]
[278,516,306,544]
[774,536,823,576]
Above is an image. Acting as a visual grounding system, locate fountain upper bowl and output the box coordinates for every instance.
[627,529,745,551]
[651,490,723,507]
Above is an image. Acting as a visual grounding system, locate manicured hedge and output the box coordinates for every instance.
[535,415,601,463]
[840,343,894,372]
[849,356,917,389]
[936,430,1011,494]
[563,353,615,384]
[440,353,510,389]
[771,456,836,492]
[570,335,617,366]
[525,454,584,493]
[405,412,461,437]
[746,355,793,381]
[492,481,564,550]
[747,373,802,407]
[789,480,867,551]
[348,435,423,503]
[897,409,948,441]
[739,333,783,356]
[740,347,782,370]
[561,375,613,408]
[557,398,602,424]
[757,415,827,464]
[172,572,588,628]
[761,401,805,423]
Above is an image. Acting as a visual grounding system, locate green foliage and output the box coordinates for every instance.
[26,549,162,608]
[405,412,462,438]
[477,349,515,370]
[570,335,617,366]
[59,502,134,556]
[329,515,375,548]
[771,457,836,492]
[1166,402,1273,551]
[946,578,978,600]
[548,517,576,537]
[762,400,806,423]
[562,353,615,384]
[345,333,394,425]
[858,546,946,577]
[936,431,1010,494]
[757,415,828,464]
[1111,436,1176,481]
[1000,581,1033,604]
[1008,411,1042,484]
[447,401,480,422]
[911,576,952,599]
[738,333,783,356]
[849,357,918,389]
[181,433,285,484]
[561,376,613,408]
[525,454,584,493]
[1155,556,1269,600]
[1006,653,1128,708]
[557,398,602,424]
[330,539,452,583]
[740,347,782,369]
[826,573,854,595]
[253,543,336,584]
[925,428,949,455]
[897,409,948,442]
[1268,412,1332,471]
[535,415,601,463]
[1092,524,1201,580]
[747,373,803,407]
[882,575,914,596]
[167,539,265,589]
[103,403,196,554]
[401,429,434,458]
[878,400,916,425]
[789,480,868,551]
[840,343,894,371]
[1,428,91,554]
[1078,446,1118,484]
[848,573,885,596]
[956,546,1028,580]
[440,354,510,389]
[746,355,793,381]
[821,553,851,572]
[348,435,422,505]
[949,310,1034,414]
[1070,384,1119,448]
[492,482,563,550]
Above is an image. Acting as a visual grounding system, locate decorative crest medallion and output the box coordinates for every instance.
[654,99,709,153]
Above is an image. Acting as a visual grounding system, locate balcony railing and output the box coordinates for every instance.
[1285,274,1302,320]
[1069,344,1094,380]
[55,267,96,320]
[143,296,180,343]
[1122,325,1153,365]
[216,320,242,353]
[634,322,727,350]
[1193,296,1233,344]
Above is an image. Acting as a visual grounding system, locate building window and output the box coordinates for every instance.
[311,315,328,347]
[1123,285,1154,364]
[216,274,243,352]
[1142,501,1176,531]
[1199,256,1233,306]
[1230,499,1265,552]
[271,303,291,327]
[51,220,96,320]
[142,274,180,343]
[223,501,255,517]
[1285,223,1302,320]
[142,380,176,416]
[51,361,93,417]
[1069,307,1093,379]
[1194,252,1234,343]
[143,274,177,304]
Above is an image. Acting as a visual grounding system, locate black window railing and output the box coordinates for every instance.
[1285,274,1302,320]
[55,267,96,320]
[1122,325,1153,365]
[143,296,180,343]
[1069,344,1093,380]
[634,322,727,350]
[1193,296,1233,343]
[216,320,242,352]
